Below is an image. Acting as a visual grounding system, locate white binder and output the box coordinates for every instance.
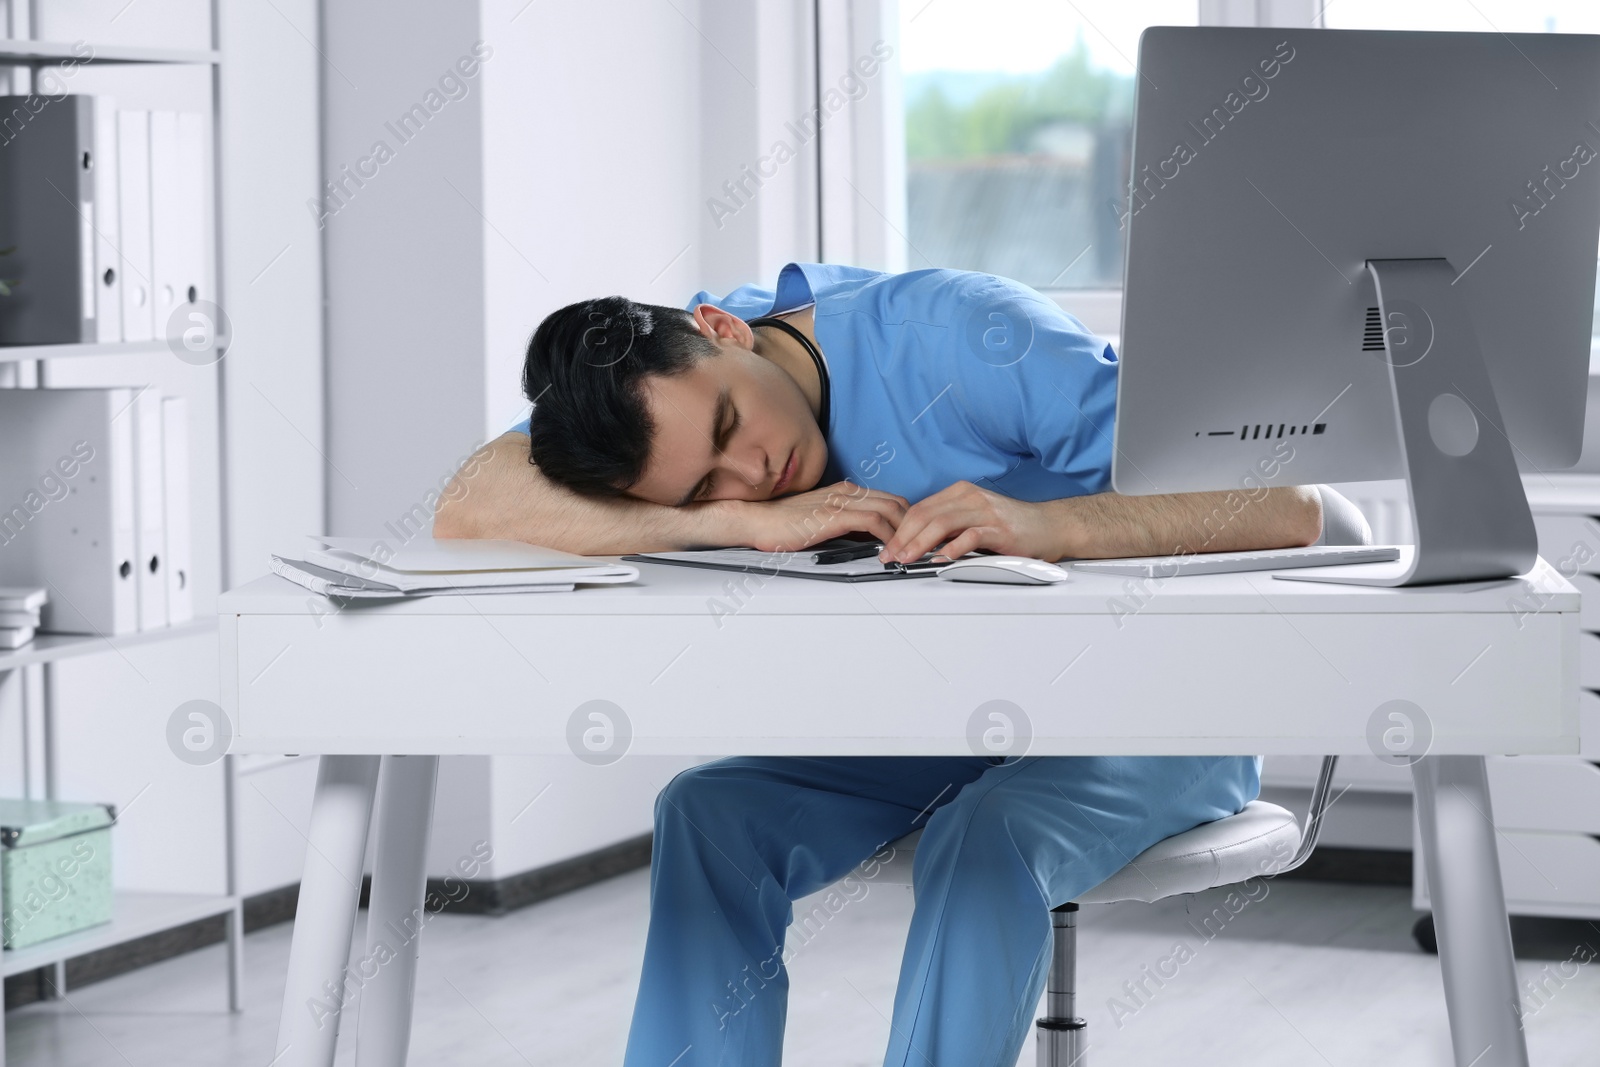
[160,395,193,624]
[148,111,182,340]
[116,110,155,342]
[0,389,138,634]
[91,95,123,343]
[131,387,168,629]
[175,113,209,312]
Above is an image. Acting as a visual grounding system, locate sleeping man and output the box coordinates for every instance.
[434,263,1323,1067]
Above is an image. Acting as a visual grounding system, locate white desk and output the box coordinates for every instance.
[220,555,1579,1067]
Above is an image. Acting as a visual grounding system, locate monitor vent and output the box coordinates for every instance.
[1361,307,1385,351]
[1197,423,1327,440]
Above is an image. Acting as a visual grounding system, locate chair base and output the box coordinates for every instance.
[1037,901,1086,1066]
[1036,1016,1087,1066]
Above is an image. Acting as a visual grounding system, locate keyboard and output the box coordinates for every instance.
[1069,545,1401,578]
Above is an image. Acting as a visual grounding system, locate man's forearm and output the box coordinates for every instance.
[433,433,721,554]
[1048,486,1322,559]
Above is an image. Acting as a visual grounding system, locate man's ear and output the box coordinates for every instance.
[691,304,755,350]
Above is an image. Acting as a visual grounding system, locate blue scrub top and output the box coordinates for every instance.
[511,263,1119,504]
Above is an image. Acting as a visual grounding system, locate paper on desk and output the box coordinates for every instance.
[302,536,637,590]
[270,556,577,598]
[269,536,638,597]
[307,535,635,575]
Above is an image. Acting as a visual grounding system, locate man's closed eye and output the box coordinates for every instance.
[684,404,741,504]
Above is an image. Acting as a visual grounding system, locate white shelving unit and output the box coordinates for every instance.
[0,619,215,674]
[1,890,236,981]
[0,12,239,1065]
[1412,474,1600,922]
[0,42,218,65]
[0,340,198,363]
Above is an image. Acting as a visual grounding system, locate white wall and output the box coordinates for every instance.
[322,3,487,537]
[216,0,327,589]
[696,0,820,296]
[479,0,704,434]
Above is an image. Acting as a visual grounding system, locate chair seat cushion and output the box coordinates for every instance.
[1079,800,1301,903]
[872,800,1301,903]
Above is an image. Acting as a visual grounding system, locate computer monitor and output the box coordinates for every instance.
[1113,27,1600,585]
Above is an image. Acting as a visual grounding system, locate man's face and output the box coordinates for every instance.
[628,340,828,506]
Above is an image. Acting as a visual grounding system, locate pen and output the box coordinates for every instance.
[812,541,884,565]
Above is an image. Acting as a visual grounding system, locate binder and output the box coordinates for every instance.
[131,387,167,629]
[160,395,193,623]
[174,113,208,312]
[148,111,182,340]
[91,96,123,343]
[0,95,97,344]
[116,110,154,342]
[0,388,138,634]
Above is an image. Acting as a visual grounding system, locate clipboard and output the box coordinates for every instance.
[623,541,956,583]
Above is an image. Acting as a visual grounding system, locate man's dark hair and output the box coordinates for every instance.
[522,296,716,497]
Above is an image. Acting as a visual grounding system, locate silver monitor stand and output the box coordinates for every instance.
[1284,259,1539,586]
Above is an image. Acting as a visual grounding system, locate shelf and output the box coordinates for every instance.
[2,890,237,976]
[0,340,197,364]
[0,41,219,65]
[235,752,316,777]
[0,617,216,673]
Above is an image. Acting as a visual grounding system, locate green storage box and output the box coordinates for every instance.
[1,798,114,950]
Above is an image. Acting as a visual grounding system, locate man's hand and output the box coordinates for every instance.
[718,480,910,553]
[879,482,1059,563]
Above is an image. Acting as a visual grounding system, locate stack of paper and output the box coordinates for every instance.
[0,587,46,650]
[270,537,639,599]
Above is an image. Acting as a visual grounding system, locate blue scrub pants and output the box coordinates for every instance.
[621,753,1261,1067]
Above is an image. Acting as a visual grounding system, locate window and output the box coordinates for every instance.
[897,0,1197,292]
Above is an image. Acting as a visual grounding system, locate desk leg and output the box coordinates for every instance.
[273,755,382,1067]
[1412,755,1528,1067]
[355,755,439,1067]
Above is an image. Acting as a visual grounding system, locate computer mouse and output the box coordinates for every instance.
[938,556,1070,585]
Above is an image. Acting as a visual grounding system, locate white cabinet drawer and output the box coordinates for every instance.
[1533,514,1600,575]
[1489,756,1600,834]
[1583,690,1600,760]
[1582,633,1600,689]
[1417,829,1600,918]
[1576,572,1600,632]
[1499,831,1600,915]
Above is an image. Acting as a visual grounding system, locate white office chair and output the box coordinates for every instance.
[875,758,1339,1066]
[868,487,1367,1066]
